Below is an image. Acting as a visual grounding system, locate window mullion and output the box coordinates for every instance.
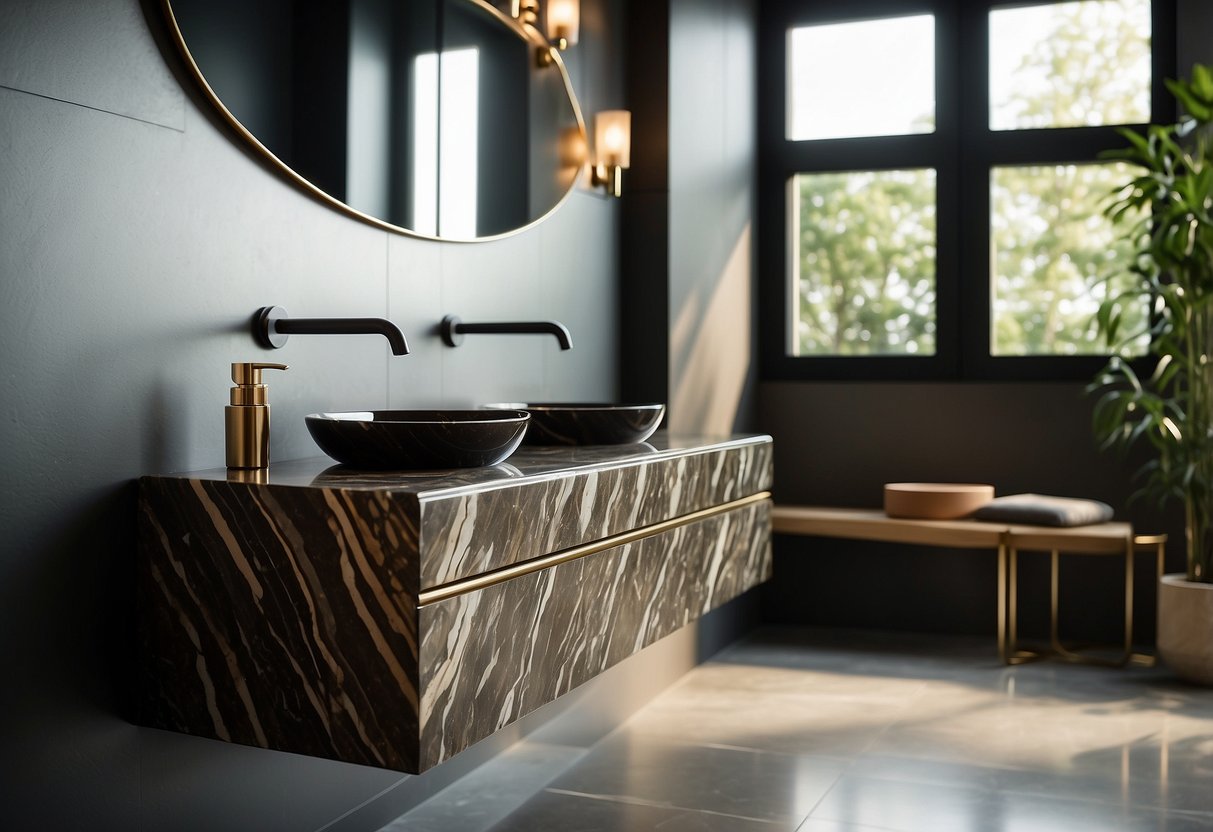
[775,134,940,175]
[955,0,987,378]
[759,0,1171,383]
[984,126,1149,165]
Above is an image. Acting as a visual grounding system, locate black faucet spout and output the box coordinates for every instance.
[254,307,410,355]
[440,315,572,350]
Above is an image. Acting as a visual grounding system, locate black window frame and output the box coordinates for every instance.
[758,0,1177,382]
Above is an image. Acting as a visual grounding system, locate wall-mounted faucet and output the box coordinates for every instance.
[253,306,409,355]
[440,315,572,350]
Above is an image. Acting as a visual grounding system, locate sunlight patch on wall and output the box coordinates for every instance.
[671,225,752,436]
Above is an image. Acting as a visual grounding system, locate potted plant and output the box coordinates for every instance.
[1091,64,1213,683]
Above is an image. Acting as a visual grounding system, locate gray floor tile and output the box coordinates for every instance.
[381,627,1213,831]
[623,686,904,758]
[489,790,786,832]
[848,753,1213,815]
[717,628,1000,681]
[795,820,894,832]
[543,732,845,825]
[867,675,1213,781]
[810,774,1213,832]
[381,741,588,832]
[625,636,932,759]
[667,660,930,703]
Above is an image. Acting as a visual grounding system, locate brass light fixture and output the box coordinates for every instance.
[591,110,631,198]
[545,0,579,50]
[513,0,579,66]
[512,0,540,26]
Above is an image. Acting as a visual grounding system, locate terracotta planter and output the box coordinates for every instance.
[1158,574,1213,685]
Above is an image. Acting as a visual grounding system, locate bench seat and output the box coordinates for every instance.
[771,505,1163,666]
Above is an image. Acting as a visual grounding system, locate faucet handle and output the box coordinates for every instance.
[232,362,289,386]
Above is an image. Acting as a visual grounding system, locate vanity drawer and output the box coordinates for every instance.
[419,440,773,587]
[417,497,771,769]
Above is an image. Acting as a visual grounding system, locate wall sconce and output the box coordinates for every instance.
[514,0,579,65]
[545,0,579,50]
[591,110,631,198]
[512,0,540,26]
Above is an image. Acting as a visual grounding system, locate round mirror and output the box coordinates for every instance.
[163,0,588,241]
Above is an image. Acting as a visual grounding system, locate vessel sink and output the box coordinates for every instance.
[305,410,530,469]
[483,402,665,445]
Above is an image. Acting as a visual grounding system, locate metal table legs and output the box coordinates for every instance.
[998,534,1166,667]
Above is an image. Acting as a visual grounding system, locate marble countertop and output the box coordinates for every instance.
[151,431,773,497]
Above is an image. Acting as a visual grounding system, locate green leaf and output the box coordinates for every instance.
[1168,78,1213,122]
[1191,64,1213,103]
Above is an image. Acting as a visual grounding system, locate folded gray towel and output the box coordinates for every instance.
[973,493,1114,527]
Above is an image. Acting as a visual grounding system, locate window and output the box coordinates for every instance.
[412,48,480,238]
[791,169,938,356]
[787,15,936,141]
[989,162,1147,356]
[988,1,1151,131]
[759,0,1174,380]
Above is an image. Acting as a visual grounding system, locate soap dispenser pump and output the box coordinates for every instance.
[226,362,288,469]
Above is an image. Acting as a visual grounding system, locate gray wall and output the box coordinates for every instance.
[667,0,757,435]
[620,0,758,435]
[0,0,649,828]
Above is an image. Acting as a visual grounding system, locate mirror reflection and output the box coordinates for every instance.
[166,0,586,240]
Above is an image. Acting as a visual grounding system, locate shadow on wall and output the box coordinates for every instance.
[0,481,143,815]
[669,224,751,436]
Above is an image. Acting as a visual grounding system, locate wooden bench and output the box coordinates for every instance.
[771,506,1166,666]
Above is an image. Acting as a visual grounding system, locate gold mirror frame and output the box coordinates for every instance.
[161,0,588,243]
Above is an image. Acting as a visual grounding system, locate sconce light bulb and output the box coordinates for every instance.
[593,110,631,170]
[603,126,625,161]
[546,0,580,47]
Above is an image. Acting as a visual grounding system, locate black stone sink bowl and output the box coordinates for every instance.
[305,410,530,469]
[483,403,665,445]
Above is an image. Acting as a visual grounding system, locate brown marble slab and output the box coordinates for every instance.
[139,478,423,770]
[419,438,773,587]
[145,432,773,589]
[417,499,772,769]
[137,433,773,773]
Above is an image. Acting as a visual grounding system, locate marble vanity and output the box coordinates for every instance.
[137,433,773,773]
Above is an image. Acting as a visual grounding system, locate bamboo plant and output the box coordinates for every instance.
[1091,64,1213,583]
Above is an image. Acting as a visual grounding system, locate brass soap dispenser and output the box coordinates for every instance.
[226,362,288,469]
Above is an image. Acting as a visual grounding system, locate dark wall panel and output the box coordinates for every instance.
[758,381,1181,645]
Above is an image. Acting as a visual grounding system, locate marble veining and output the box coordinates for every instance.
[420,439,772,587]
[138,433,773,773]
[147,432,773,589]
[418,500,771,769]
[139,478,423,770]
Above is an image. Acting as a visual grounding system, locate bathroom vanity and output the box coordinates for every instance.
[137,433,773,773]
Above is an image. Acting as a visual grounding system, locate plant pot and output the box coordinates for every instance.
[1158,574,1213,685]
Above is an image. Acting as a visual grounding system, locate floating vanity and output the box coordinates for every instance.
[138,433,773,773]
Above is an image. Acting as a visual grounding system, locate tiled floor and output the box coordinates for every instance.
[386,628,1213,831]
